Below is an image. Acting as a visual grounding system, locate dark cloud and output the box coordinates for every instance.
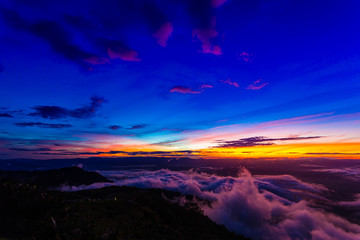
[0,108,24,118]
[14,122,72,128]
[0,109,25,118]
[98,39,140,62]
[0,2,166,68]
[215,136,322,148]
[29,96,106,119]
[63,14,94,32]
[140,2,173,47]
[187,0,214,29]
[0,8,27,29]
[141,1,168,32]
[0,9,98,69]
[0,138,76,153]
[9,147,53,152]
[34,149,199,157]
[126,150,198,156]
[187,0,223,55]
[30,20,96,66]
[0,113,13,118]
[29,106,67,119]
[127,124,147,130]
[1,0,223,67]
[108,125,122,130]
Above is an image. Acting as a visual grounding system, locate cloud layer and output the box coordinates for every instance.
[60,168,360,240]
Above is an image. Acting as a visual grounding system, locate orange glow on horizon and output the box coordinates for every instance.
[200,142,360,159]
[69,142,360,159]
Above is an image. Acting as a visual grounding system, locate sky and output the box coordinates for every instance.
[0,0,360,159]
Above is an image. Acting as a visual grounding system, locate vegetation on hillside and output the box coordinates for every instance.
[0,168,249,240]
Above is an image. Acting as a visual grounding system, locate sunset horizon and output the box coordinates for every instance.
[1,0,360,239]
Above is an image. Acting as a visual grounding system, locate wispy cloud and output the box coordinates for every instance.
[152,139,184,146]
[200,84,213,89]
[221,79,239,87]
[127,124,147,130]
[83,56,110,65]
[170,86,201,94]
[246,79,269,90]
[14,122,72,128]
[9,147,53,152]
[237,52,253,62]
[108,125,122,130]
[313,166,360,180]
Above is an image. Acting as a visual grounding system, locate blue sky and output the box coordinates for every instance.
[1,0,360,158]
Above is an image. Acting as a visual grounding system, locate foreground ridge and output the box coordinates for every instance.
[0,167,249,240]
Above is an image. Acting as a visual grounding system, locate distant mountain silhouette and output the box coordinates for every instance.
[0,166,112,188]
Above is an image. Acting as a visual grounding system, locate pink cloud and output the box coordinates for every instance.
[192,28,222,55]
[107,48,141,62]
[170,86,201,94]
[246,79,269,90]
[238,52,254,62]
[153,22,173,47]
[200,84,213,89]
[221,78,239,88]
[211,0,227,8]
[83,57,110,65]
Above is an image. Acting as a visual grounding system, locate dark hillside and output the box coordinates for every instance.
[0,167,112,188]
[0,168,249,240]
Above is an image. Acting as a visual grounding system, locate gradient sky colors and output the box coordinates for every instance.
[1,0,360,159]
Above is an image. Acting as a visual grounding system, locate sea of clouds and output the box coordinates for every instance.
[60,168,360,240]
